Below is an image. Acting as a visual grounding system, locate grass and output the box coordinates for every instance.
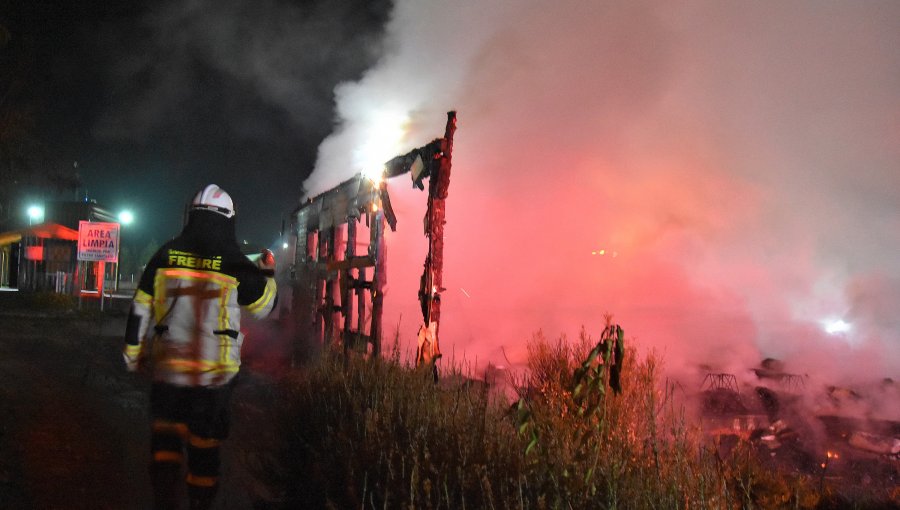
[243,323,898,509]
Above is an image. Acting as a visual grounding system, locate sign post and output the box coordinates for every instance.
[77,221,120,311]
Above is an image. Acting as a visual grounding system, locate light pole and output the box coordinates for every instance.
[115,210,134,292]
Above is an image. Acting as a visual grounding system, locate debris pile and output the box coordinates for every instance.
[696,360,899,493]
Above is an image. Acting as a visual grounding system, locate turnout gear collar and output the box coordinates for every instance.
[179,210,239,255]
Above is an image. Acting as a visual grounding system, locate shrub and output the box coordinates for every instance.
[242,326,893,509]
[243,341,527,508]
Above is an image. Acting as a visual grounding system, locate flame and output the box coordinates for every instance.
[356,110,410,184]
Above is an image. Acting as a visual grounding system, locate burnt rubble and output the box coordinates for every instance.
[696,360,899,494]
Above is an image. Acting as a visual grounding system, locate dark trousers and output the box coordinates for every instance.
[149,380,235,510]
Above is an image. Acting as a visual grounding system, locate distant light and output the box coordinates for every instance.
[823,319,852,335]
[27,205,44,222]
[118,210,134,225]
[282,242,289,250]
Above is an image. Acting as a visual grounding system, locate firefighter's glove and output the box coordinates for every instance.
[258,248,276,277]
[123,344,144,372]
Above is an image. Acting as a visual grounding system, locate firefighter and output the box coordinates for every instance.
[123,184,277,509]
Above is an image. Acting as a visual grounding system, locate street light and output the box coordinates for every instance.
[115,210,135,292]
[27,205,44,225]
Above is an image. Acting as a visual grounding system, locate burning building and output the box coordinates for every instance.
[286,112,457,368]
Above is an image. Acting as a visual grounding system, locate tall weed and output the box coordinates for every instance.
[245,327,865,509]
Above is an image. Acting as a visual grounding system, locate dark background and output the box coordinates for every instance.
[1,0,391,254]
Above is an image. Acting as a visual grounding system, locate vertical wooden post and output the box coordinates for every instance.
[418,111,457,367]
[370,210,386,357]
[323,227,337,346]
[357,216,366,341]
[314,230,326,348]
[342,220,356,356]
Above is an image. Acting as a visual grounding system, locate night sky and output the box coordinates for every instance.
[5,1,900,394]
[2,0,391,247]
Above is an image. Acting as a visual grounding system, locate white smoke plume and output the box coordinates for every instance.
[304,1,900,391]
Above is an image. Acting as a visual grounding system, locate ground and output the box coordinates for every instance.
[0,294,288,509]
[1,293,897,509]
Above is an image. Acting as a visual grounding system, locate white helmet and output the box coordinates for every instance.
[191,184,235,218]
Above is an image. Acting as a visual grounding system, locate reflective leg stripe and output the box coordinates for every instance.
[186,473,218,488]
[152,451,184,463]
[151,419,188,466]
[186,437,221,487]
[152,420,189,439]
[189,435,221,448]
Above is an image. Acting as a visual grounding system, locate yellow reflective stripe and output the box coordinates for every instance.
[247,278,276,314]
[189,435,221,448]
[124,344,141,357]
[186,473,218,488]
[161,359,239,375]
[152,272,167,323]
[153,451,184,463]
[152,269,239,323]
[152,420,189,438]
[218,285,232,364]
[157,268,238,287]
[134,289,152,307]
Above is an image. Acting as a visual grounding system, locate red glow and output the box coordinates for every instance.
[24,246,44,261]
[301,1,900,384]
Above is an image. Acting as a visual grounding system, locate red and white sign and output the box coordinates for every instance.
[77,221,120,262]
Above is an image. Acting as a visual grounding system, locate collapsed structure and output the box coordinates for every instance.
[288,112,457,367]
[698,359,899,486]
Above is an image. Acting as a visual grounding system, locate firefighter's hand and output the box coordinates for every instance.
[258,249,276,276]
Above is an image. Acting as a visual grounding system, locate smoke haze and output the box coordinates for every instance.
[82,0,390,243]
[304,0,900,391]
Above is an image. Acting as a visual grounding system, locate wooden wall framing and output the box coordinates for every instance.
[289,112,457,365]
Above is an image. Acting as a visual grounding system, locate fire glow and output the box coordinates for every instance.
[303,1,900,380]
[356,110,410,184]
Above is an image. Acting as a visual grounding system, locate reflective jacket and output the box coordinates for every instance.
[124,211,277,387]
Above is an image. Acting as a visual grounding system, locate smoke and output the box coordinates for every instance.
[87,0,391,244]
[303,1,900,388]
[94,0,389,141]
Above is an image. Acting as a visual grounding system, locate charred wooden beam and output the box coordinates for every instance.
[416,111,457,370]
